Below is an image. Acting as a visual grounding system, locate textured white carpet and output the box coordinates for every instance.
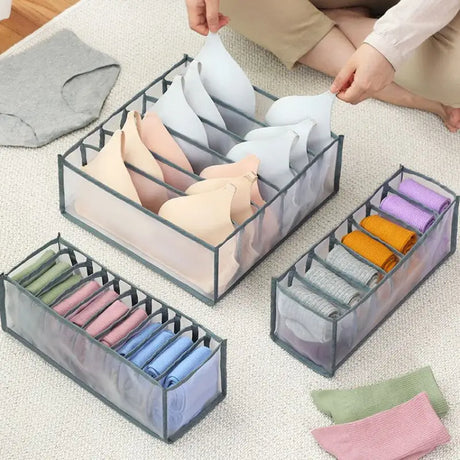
[0,1,459,458]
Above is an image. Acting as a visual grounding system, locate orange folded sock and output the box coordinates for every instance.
[361,215,417,254]
[342,231,398,272]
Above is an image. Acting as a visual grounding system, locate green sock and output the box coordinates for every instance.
[11,249,56,284]
[39,274,82,305]
[25,262,72,295]
[311,367,448,424]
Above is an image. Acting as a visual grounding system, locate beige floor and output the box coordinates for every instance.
[0,0,459,459]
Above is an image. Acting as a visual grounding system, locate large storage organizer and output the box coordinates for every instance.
[0,235,226,442]
[58,56,343,304]
[271,167,458,377]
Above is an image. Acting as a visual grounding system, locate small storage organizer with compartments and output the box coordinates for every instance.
[0,235,226,442]
[271,166,458,377]
[58,56,343,304]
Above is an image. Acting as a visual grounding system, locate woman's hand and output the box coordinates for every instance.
[330,44,395,104]
[185,0,229,35]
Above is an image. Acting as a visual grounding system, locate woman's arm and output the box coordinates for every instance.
[365,0,460,69]
[332,0,460,103]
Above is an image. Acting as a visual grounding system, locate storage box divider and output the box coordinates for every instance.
[309,250,371,293]
[61,277,120,318]
[347,217,406,258]
[366,203,423,236]
[383,185,440,218]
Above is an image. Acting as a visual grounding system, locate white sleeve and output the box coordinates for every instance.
[364,0,460,69]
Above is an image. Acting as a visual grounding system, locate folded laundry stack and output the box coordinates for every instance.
[272,167,458,376]
[310,367,451,459]
[1,236,226,442]
[59,32,343,304]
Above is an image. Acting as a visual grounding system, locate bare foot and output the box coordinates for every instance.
[442,105,460,133]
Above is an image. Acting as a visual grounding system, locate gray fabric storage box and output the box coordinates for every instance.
[58,56,343,304]
[271,166,458,377]
[0,235,226,442]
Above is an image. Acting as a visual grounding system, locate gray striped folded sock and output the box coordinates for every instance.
[289,284,339,318]
[326,245,379,288]
[304,262,362,307]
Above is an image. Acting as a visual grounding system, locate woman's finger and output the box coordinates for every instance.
[205,0,221,33]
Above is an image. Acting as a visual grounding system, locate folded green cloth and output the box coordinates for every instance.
[311,367,448,424]
[25,262,71,295]
[11,249,56,284]
[39,274,82,305]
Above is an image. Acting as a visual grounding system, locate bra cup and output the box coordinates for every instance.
[186,173,256,225]
[82,130,141,204]
[153,75,208,146]
[195,32,256,134]
[183,60,230,153]
[227,131,298,189]
[245,118,316,172]
[264,91,335,153]
[200,155,265,207]
[140,112,194,191]
[158,184,236,247]
[121,111,169,213]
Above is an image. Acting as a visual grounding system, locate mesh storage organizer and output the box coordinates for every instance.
[271,167,459,377]
[58,56,343,304]
[0,235,226,442]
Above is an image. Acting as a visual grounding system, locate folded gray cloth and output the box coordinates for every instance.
[304,262,362,307]
[288,284,339,318]
[0,29,120,147]
[326,245,379,288]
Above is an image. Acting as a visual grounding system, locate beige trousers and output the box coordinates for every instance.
[220,0,460,107]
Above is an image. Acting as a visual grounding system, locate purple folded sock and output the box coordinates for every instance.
[380,194,435,233]
[398,179,451,213]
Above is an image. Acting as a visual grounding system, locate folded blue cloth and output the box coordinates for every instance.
[165,346,212,388]
[143,336,193,378]
[117,323,161,357]
[129,329,174,368]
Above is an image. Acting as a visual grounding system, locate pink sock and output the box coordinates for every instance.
[53,281,101,316]
[100,308,147,347]
[312,392,450,460]
[85,300,129,337]
[69,290,119,326]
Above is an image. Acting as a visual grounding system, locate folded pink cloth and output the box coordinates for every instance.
[70,289,119,327]
[100,309,148,347]
[53,280,102,316]
[312,392,450,460]
[85,300,130,337]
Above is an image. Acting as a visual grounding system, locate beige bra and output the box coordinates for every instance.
[140,112,194,191]
[82,130,142,205]
[200,155,265,207]
[121,111,169,212]
[158,184,236,246]
[186,173,256,225]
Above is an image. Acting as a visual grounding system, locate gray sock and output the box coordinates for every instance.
[288,284,339,318]
[326,245,379,287]
[0,29,120,147]
[304,261,362,307]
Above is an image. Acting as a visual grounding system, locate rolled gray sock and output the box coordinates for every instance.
[304,262,362,307]
[288,284,339,318]
[0,29,120,147]
[326,245,379,288]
